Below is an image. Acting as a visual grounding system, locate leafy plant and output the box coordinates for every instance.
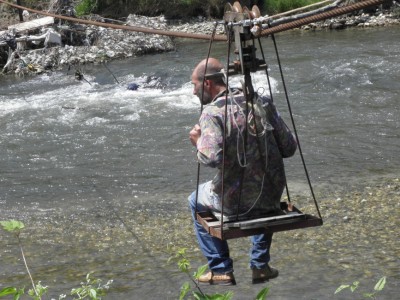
[28,282,48,300]
[0,287,25,299]
[70,272,113,300]
[0,219,40,299]
[335,276,387,299]
[75,0,98,16]
[169,248,269,300]
[0,220,112,300]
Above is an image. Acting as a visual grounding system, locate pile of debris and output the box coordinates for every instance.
[0,8,175,76]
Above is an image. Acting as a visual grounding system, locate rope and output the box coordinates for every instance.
[0,0,387,41]
[219,28,234,239]
[270,33,323,219]
[103,62,119,84]
[194,22,218,219]
[256,37,292,204]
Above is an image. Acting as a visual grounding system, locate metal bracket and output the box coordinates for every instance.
[224,1,267,77]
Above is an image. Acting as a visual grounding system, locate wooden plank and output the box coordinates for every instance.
[206,212,306,229]
[0,35,46,47]
[228,212,305,228]
[196,204,323,240]
[225,216,323,239]
[8,16,54,33]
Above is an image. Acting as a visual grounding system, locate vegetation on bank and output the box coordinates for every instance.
[0,219,390,299]
[3,0,323,19]
[3,0,398,22]
[88,0,400,19]
[78,0,323,18]
[0,220,113,300]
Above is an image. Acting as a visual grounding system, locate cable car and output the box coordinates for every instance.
[195,2,323,240]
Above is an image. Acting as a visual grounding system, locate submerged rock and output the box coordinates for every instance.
[127,82,139,91]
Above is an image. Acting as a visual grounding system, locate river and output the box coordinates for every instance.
[0,27,399,299]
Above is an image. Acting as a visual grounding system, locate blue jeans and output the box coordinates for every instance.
[188,182,273,274]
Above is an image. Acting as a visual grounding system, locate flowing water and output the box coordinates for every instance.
[0,27,399,299]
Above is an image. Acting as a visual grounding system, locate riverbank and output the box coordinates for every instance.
[0,4,399,76]
[1,176,399,299]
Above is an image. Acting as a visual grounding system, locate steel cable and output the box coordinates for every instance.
[0,0,387,41]
[259,0,387,37]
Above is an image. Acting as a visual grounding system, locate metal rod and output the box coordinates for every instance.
[16,0,23,22]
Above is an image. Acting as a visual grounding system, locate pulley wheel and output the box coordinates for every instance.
[251,5,261,19]
[243,6,252,19]
[233,1,243,13]
[224,2,233,13]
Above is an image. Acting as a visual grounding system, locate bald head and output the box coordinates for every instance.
[193,58,224,83]
[191,58,226,105]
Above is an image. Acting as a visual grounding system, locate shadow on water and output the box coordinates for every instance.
[0,28,399,299]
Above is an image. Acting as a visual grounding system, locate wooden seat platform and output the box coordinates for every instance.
[196,202,323,240]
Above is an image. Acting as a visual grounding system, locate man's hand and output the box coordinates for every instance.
[189,124,201,147]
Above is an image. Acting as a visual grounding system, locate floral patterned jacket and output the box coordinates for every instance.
[196,91,297,217]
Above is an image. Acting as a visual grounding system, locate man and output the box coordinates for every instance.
[188,58,297,285]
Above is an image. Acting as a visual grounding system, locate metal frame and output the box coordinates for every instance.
[196,2,323,241]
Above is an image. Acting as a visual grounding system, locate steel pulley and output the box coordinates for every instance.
[224,1,266,78]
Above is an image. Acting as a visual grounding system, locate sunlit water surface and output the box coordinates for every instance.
[0,27,399,299]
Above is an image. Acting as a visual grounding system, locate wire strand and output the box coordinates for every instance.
[271,33,322,219]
